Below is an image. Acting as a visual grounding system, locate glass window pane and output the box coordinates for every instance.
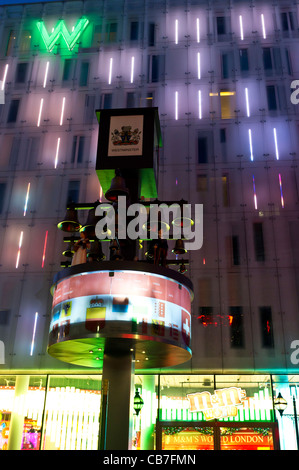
[220,426,274,450]
[41,375,101,450]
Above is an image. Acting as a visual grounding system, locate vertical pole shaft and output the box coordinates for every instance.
[7,375,30,450]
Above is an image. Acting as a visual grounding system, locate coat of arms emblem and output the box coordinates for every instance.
[111,126,141,146]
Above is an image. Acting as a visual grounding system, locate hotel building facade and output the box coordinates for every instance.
[0,0,299,451]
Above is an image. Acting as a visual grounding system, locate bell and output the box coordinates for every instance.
[172,239,187,255]
[179,263,187,274]
[81,205,101,238]
[57,205,81,232]
[62,238,76,258]
[105,169,129,202]
[172,216,194,228]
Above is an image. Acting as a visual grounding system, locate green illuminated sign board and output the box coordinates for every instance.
[36,17,89,52]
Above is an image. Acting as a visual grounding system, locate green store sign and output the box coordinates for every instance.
[36,17,89,52]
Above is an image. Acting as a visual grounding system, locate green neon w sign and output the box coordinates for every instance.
[37,17,89,52]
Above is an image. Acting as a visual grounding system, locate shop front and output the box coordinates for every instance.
[0,373,298,450]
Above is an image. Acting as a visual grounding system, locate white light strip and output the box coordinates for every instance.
[261,14,266,39]
[24,182,30,216]
[196,18,200,43]
[54,137,60,168]
[37,98,44,127]
[198,90,202,119]
[60,97,65,126]
[175,19,178,44]
[197,52,201,79]
[108,57,113,84]
[30,312,38,356]
[175,91,178,120]
[130,56,135,83]
[43,61,49,88]
[273,128,279,160]
[248,129,254,161]
[245,88,250,117]
[2,64,8,91]
[239,15,244,40]
[16,231,23,269]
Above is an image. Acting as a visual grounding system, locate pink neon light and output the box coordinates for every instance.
[279,174,284,208]
[41,231,48,268]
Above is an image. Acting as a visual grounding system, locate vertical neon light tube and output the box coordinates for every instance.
[261,14,266,39]
[60,97,65,126]
[16,231,23,269]
[108,58,113,84]
[175,19,178,44]
[245,88,250,117]
[30,312,38,356]
[196,18,200,43]
[54,137,60,169]
[24,182,30,216]
[37,98,43,127]
[41,230,48,268]
[253,176,257,210]
[197,52,201,79]
[175,91,178,120]
[248,129,254,161]
[198,90,202,119]
[130,56,135,83]
[239,15,244,40]
[273,128,279,160]
[43,61,49,88]
[279,174,284,208]
[2,64,8,91]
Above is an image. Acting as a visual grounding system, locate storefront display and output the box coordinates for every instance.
[0,373,298,450]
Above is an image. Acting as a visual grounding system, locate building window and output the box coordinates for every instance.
[0,309,10,325]
[266,85,277,111]
[259,306,274,348]
[130,21,139,41]
[62,59,75,82]
[281,11,296,33]
[197,137,208,164]
[92,24,102,46]
[0,183,6,214]
[100,93,112,109]
[253,222,265,262]
[79,62,89,86]
[220,91,236,119]
[126,92,137,108]
[232,235,240,266]
[67,180,80,205]
[229,306,244,348]
[6,30,17,56]
[15,62,28,84]
[105,22,117,43]
[148,22,155,47]
[216,16,230,41]
[221,51,234,79]
[239,49,249,73]
[71,136,85,165]
[19,30,31,52]
[197,174,208,192]
[222,174,230,207]
[7,99,20,123]
[147,55,164,83]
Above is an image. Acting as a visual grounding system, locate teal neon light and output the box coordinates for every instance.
[37,17,89,52]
